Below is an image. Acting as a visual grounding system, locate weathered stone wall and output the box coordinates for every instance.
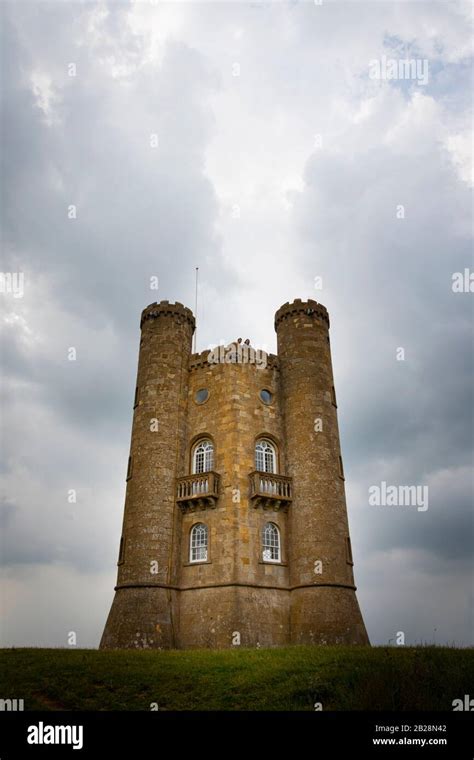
[275,299,368,645]
[177,352,288,648]
[100,302,193,649]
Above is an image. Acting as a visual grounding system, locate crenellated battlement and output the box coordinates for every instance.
[274,298,330,331]
[189,349,212,371]
[188,343,279,372]
[140,300,196,330]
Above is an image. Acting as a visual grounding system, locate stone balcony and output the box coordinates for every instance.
[249,471,293,511]
[176,472,220,512]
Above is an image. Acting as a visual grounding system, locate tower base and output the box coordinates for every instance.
[290,586,369,645]
[100,584,369,649]
[100,587,179,649]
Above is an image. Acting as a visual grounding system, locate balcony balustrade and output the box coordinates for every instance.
[176,472,220,512]
[249,471,292,511]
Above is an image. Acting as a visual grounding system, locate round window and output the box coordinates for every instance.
[259,389,273,405]
[195,388,209,404]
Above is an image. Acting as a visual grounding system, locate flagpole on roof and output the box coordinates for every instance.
[193,267,199,353]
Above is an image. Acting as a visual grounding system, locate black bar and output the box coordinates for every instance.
[0,711,473,758]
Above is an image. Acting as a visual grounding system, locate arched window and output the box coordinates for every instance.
[193,439,214,474]
[262,522,281,563]
[190,523,208,563]
[255,439,277,474]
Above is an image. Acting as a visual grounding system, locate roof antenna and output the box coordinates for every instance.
[193,266,199,353]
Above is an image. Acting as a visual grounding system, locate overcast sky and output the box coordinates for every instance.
[1,0,472,649]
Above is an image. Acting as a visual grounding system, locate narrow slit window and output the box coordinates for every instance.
[339,455,344,478]
[346,537,353,564]
[118,536,125,564]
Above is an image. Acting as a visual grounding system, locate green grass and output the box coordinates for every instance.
[1,646,472,711]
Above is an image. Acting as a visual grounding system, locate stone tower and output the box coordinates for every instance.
[100,299,369,649]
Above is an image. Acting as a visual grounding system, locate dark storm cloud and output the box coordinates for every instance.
[2,2,231,332]
[1,1,234,584]
[291,127,473,576]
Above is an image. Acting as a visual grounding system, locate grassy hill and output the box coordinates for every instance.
[1,645,472,711]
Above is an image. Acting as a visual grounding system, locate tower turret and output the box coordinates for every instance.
[100,301,194,649]
[275,299,369,644]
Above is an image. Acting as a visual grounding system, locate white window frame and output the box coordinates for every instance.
[190,523,208,563]
[255,439,277,474]
[192,439,214,474]
[262,522,281,563]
